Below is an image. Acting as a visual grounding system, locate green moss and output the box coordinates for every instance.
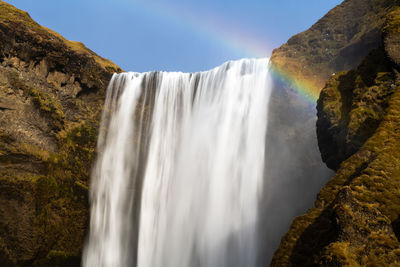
[0,2,121,73]
[34,175,58,213]
[29,89,65,130]
[52,123,98,181]
[274,42,400,265]
[0,2,43,32]
[323,242,358,266]
[375,72,392,83]
[383,7,400,35]
[67,124,97,148]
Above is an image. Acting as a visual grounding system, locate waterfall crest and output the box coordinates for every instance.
[83,58,272,267]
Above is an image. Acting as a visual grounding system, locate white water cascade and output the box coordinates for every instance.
[83,58,272,267]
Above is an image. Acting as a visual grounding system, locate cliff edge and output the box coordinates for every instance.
[272,6,400,266]
[271,0,400,96]
[0,1,121,266]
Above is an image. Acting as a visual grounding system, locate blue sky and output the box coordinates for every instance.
[5,0,342,72]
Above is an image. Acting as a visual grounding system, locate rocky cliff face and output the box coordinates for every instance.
[0,2,121,266]
[3,0,400,265]
[264,0,400,263]
[271,0,400,92]
[271,6,400,266]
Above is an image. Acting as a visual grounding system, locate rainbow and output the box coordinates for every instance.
[269,65,321,104]
[130,0,321,106]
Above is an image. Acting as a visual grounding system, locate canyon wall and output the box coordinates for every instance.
[271,3,400,266]
[0,2,121,265]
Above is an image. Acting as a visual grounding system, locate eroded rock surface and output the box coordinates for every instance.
[272,7,400,266]
[0,2,121,266]
[271,0,400,92]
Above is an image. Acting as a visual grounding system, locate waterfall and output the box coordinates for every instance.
[83,58,272,267]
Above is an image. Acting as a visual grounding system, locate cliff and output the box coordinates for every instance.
[271,5,400,266]
[271,0,400,96]
[263,0,400,262]
[0,1,121,266]
[2,0,400,265]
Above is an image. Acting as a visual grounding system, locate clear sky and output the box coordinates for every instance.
[5,0,343,72]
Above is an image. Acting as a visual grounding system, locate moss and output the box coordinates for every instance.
[0,2,43,31]
[383,7,400,35]
[0,131,16,157]
[273,42,400,265]
[53,123,98,181]
[271,0,395,95]
[323,242,359,266]
[0,127,50,163]
[42,27,121,72]
[0,1,121,73]
[29,89,65,130]
[34,175,58,213]
[317,48,395,170]
[67,123,97,148]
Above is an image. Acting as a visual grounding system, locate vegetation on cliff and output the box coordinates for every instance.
[317,47,395,170]
[272,6,400,266]
[266,1,400,263]
[271,0,400,94]
[0,1,121,265]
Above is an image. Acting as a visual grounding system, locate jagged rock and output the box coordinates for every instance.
[271,0,400,93]
[272,6,400,266]
[260,1,400,264]
[0,2,122,265]
[317,48,396,170]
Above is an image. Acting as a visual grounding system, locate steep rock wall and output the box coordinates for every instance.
[271,7,400,266]
[0,2,121,266]
[271,0,400,92]
[264,0,400,263]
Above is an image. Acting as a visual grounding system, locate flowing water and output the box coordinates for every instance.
[83,58,272,267]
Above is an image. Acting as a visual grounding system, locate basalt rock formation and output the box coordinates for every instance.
[0,1,121,266]
[271,5,400,266]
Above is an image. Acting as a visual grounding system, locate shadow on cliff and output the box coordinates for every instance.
[257,76,333,264]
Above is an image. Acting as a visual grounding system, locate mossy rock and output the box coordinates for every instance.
[271,0,397,95]
[29,89,65,130]
[0,1,122,265]
[317,48,395,170]
[383,7,400,35]
[272,17,400,265]
[34,175,59,213]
